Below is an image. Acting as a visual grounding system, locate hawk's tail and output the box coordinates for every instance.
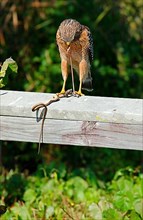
[82,76,93,92]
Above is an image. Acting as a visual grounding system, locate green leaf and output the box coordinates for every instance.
[65,176,88,202]
[103,208,121,220]
[117,177,133,193]
[0,58,18,77]
[114,194,132,212]
[0,79,4,88]
[45,206,54,218]
[23,189,36,204]
[134,199,143,218]
[88,203,102,220]
[0,57,18,88]
[130,210,142,220]
[11,203,31,220]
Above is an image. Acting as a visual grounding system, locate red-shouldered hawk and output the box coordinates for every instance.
[56,18,94,96]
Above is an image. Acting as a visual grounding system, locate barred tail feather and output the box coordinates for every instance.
[82,77,93,92]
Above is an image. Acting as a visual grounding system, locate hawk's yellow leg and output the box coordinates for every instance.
[58,59,68,95]
[74,59,88,96]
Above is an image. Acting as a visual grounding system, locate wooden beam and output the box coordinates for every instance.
[0,90,142,150]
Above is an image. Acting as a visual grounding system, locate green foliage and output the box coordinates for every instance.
[0,58,18,88]
[1,0,143,97]
[4,173,26,206]
[0,167,142,219]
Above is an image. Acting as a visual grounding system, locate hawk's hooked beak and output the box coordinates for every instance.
[66,42,71,53]
[66,42,70,46]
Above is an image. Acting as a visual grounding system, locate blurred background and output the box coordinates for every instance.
[1,0,143,97]
[0,0,143,218]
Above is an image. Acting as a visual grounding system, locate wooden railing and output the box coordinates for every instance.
[0,90,142,150]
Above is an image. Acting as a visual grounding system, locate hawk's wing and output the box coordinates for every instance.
[82,25,94,63]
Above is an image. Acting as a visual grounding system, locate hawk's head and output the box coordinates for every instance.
[58,19,82,45]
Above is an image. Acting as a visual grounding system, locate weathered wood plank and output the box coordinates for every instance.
[0,90,142,150]
[0,116,142,150]
[0,90,142,124]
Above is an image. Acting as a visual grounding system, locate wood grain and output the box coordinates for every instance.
[0,116,142,150]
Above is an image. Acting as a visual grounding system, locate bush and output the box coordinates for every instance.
[0,166,142,219]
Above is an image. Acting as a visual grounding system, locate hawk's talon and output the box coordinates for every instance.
[56,89,73,98]
[56,89,66,96]
[60,89,66,94]
[73,91,84,97]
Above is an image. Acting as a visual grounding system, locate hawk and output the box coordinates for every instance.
[56,19,94,96]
